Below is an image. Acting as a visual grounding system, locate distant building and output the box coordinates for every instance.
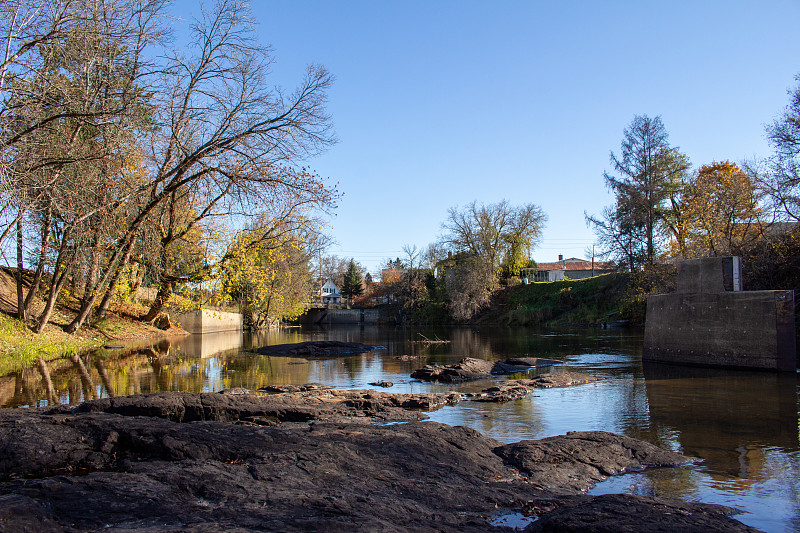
[319,278,342,304]
[531,255,617,282]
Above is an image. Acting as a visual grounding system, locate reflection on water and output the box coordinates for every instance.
[1,325,798,532]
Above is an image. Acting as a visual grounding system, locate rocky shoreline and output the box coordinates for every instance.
[0,389,759,532]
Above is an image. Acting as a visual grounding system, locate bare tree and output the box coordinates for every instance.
[441,200,546,288]
[63,0,337,332]
[764,75,800,221]
[0,0,167,330]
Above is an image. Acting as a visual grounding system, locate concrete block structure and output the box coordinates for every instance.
[643,257,796,371]
[173,309,243,334]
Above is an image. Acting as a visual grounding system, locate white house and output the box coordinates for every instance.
[320,278,342,304]
[529,255,618,282]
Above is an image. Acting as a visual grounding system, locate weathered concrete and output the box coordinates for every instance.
[299,308,380,325]
[172,309,243,334]
[0,391,758,532]
[677,256,741,293]
[644,257,796,371]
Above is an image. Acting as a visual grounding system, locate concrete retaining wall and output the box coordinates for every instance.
[643,291,795,370]
[172,309,243,334]
[643,257,796,371]
[299,308,380,325]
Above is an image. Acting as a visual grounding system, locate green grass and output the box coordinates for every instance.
[499,273,630,327]
[0,314,101,375]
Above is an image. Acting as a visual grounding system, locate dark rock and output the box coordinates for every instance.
[394,354,427,361]
[519,371,598,388]
[411,358,572,382]
[43,389,458,426]
[523,493,760,532]
[491,357,563,374]
[410,357,495,382]
[368,381,394,387]
[0,394,752,532]
[466,372,599,403]
[468,383,535,402]
[494,430,696,494]
[219,387,251,395]
[258,383,332,393]
[254,341,380,358]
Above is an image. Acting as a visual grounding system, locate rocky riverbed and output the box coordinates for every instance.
[0,389,759,532]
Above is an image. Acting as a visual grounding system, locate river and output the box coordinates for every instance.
[1,325,798,532]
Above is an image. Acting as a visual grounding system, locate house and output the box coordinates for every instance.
[529,255,618,282]
[319,278,342,304]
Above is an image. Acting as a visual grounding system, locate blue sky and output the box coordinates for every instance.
[174,1,800,276]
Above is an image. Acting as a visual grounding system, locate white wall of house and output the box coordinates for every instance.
[320,278,342,303]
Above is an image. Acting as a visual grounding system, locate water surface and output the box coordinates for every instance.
[1,325,797,532]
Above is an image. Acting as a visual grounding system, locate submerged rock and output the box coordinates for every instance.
[0,392,756,532]
[254,340,380,358]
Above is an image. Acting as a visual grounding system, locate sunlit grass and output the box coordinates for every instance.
[0,314,101,375]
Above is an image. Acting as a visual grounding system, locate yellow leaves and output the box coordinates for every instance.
[681,160,765,257]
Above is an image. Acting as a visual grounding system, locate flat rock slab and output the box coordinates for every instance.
[412,357,564,382]
[44,389,461,426]
[523,493,759,532]
[0,393,756,532]
[254,340,380,358]
[494,430,697,495]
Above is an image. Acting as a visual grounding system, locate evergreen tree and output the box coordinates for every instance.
[341,259,364,299]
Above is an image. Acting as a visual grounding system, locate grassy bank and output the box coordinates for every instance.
[0,310,186,376]
[0,314,102,375]
[486,273,631,327]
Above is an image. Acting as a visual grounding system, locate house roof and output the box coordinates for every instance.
[535,259,617,272]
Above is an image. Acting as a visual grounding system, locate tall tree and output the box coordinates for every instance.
[595,115,688,266]
[765,75,800,221]
[340,259,364,300]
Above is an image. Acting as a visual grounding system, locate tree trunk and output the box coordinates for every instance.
[95,240,134,321]
[34,259,73,334]
[65,231,135,333]
[15,217,25,322]
[35,226,74,333]
[141,278,173,322]
[22,204,52,317]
